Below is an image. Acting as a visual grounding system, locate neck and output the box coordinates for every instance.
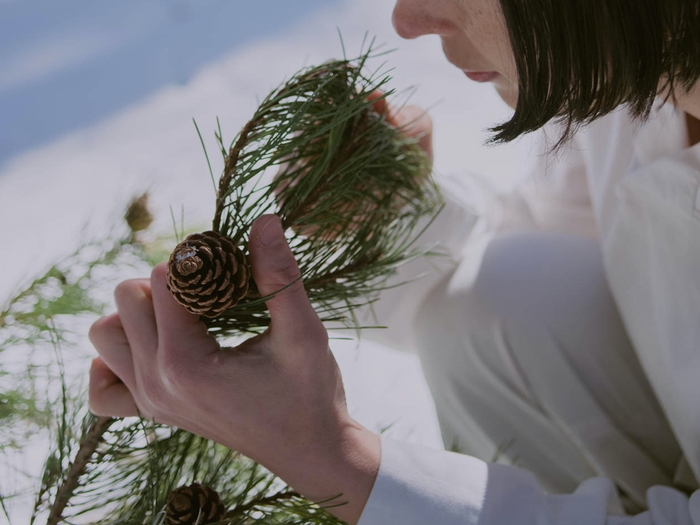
[669,81,700,147]
[687,113,700,147]
[673,80,700,119]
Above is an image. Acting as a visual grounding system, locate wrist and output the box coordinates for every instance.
[269,420,381,525]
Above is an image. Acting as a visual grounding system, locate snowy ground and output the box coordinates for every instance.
[0,0,536,522]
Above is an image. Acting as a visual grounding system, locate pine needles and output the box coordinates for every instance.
[200,43,443,336]
[1,42,444,525]
[4,220,349,525]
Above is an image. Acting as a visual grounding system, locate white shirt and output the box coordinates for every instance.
[356,102,700,525]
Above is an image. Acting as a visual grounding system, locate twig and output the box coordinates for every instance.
[213,119,260,232]
[225,489,301,519]
[46,416,115,525]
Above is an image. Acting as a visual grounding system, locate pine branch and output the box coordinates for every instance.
[0,45,443,525]
[225,489,300,519]
[178,42,443,338]
[213,118,261,233]
[46,416,115,525]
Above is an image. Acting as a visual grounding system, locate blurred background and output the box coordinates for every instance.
[0,0,535,520]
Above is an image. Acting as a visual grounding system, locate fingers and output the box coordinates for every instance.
[149,263,218,358]
[113,279,158,362]
[88,313,136,388]
[368,89,391,118]
[368,90,433,160]
[392,105,434,161]
[248,215,323,338]
[89,357,139,417]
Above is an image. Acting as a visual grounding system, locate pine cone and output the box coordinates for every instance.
[166,231,250,317]
[124,192,154,233]
[165,483,226,525]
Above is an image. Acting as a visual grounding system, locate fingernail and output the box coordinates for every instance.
[259,215,282,247]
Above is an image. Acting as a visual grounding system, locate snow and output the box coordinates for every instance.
[0,0,536,522]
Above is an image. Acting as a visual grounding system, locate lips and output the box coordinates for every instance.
[463,71,499,83]
[441,44,500,83]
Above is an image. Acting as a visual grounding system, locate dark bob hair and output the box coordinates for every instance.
[492,0,700,145]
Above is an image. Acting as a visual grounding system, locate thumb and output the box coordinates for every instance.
[393,105,433,162]
[150,263,217,355]
[248,214,321,336]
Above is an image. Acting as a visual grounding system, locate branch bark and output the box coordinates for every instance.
[46,416,115,525]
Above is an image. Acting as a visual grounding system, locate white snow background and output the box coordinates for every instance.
[0,0,535,522]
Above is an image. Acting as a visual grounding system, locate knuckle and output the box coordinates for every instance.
[275,280,307,305]
[88,396,109,417]
[261,259,302,295]
[159,356,191,387]
[113,279,141,303]
[88,314,119,343]
[158,354,205,401]
[150,262,167,284]
[88,317,107,346]
[87,384,106,415]
[306,323,328,346]
[271,255,302,283]
[138,373,168,414]
[286,320,328,350]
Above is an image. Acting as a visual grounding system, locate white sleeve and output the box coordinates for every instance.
[327,173,479,354]
[600,146,700,483]
[358,437,700,525]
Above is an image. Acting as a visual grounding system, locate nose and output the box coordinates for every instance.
[392,0,457,39]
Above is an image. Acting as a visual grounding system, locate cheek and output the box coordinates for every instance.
[465,0,517,81]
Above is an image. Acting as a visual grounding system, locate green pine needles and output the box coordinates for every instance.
[2,223,348,525]
[36,413,346,525]
[195,41,443,336]
[1,41,445,525]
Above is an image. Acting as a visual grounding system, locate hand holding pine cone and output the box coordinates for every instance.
[166,231,250,317]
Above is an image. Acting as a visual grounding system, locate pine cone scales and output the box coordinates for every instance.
[166,483,226,525]
[166,231,250,317]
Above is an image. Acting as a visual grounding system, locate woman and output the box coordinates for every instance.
[87,0,700,523]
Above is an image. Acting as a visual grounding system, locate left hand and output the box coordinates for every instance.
[88,214,380,525]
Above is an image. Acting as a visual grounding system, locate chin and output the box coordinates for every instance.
[495,82,518,109]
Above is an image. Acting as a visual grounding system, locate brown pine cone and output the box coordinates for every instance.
[124,192,154,233]
[165,483,226,525]
[166,231,250,317]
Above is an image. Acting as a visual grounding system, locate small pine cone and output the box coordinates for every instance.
[124,192,154,233]
[166,231,250,317]
[165,483,226,525]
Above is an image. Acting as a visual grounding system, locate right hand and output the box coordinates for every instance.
[275,92,434,239]
[367,90,434,163]
[88,214,381,525]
